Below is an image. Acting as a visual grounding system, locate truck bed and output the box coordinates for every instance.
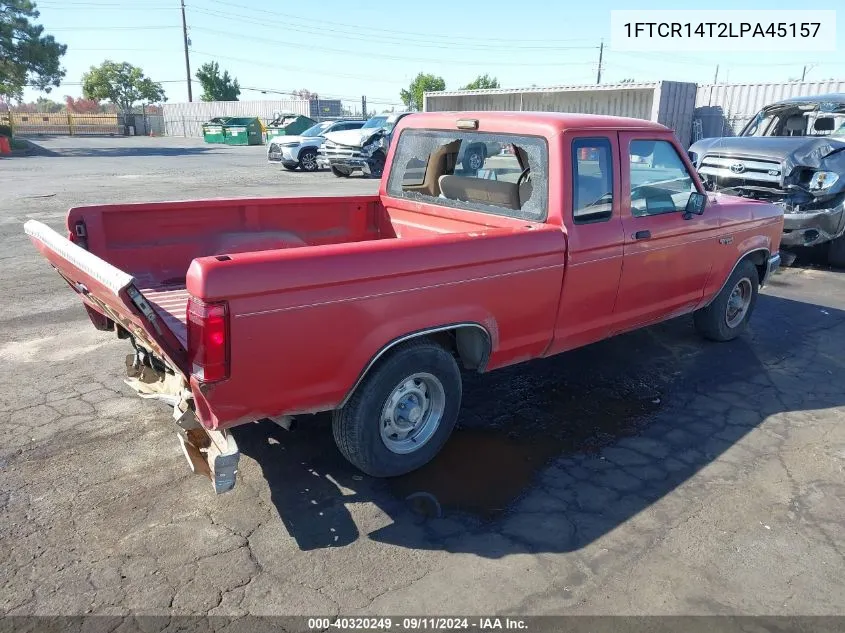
[141,285,189,347]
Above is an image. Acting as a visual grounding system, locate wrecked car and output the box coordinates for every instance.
[317,112,414,178]
[689,93,845,266]
[317,112,501,178]
[267,119,365,172]
[25,112,782,494]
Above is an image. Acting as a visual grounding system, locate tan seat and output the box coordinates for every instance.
[438,175,521,210]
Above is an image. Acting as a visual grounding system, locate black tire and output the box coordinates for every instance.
[828,234,845,268]
[282,163,298,171]
[367,152,386,179]
[299,148,318,172]
[332,338,462,477]
[331,166,350,178]
[461,145,485,172]
[693,258,759,342]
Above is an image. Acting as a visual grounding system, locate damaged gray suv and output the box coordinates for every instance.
[689,94,845,267]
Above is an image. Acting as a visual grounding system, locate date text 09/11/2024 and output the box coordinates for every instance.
[623,22,821,38]
[306,617,529,630]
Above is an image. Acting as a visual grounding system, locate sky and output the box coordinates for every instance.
[23,0,845,111]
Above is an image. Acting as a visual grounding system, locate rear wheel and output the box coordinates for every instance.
[331,166,350,178]
[828,234,845,268]
[299,149,318,172]
[332,339,462,477]
[694,259,759,342]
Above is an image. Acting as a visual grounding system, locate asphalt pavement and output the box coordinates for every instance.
[1,136,844,619]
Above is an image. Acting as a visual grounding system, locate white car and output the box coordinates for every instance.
[267,119,366,172]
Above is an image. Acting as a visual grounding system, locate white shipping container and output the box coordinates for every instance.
[424,81,698,147]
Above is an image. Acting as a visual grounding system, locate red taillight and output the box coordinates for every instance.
[187,297,229,382]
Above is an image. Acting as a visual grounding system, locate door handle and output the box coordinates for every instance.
[633,230,651,240]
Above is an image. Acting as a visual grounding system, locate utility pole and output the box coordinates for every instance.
[361,95,367,118]
[596,40,604,85]
[713,65,719,84]
[801,65,808,81]
[180,0,192,102]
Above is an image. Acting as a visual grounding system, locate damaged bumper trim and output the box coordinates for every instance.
[762,253,780,285]
[780,201,845,248]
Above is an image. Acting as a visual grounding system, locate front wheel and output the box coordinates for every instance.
[694,259,759,342]
[299,149,318,172]
[332,339,462,477]
[367,152,386,179]
[331,166,350,178]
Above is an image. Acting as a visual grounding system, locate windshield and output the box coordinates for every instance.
[302,121,332,137]
[741,102,845,138]
[362,116,388,129]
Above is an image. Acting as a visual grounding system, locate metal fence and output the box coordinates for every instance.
[8,112,122,136]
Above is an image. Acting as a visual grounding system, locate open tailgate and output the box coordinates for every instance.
[24,220,188,375]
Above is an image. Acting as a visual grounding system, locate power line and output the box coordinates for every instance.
[238,86,403,106]
[189,26,597,67]
[38,2,178,9]
[200,0,594,45]
[189,6,597,52]
[190,50,397,84]
[47,25,181,30]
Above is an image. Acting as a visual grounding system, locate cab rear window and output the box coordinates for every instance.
[386,130,549,221]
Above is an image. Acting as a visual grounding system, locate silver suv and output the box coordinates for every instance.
[267,119,366,172]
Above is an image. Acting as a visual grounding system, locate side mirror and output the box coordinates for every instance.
[684,191,707,217]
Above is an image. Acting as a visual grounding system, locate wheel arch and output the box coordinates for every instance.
[706,247,770,307]
[338,322,492,408]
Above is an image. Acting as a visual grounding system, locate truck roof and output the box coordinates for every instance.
[406,111,669,134]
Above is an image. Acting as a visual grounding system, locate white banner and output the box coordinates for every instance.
[610,10,836,52]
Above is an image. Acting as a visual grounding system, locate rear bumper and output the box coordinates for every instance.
[780,200,845,248]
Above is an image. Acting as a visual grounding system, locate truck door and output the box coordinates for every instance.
[612,132,716,330]
[547,133,625,354]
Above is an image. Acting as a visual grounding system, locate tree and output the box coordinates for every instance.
[0,0,67,101]
[34,96,61,112]
[195,61,240,102]
[461,74,500,90]
[65,95,100,113]
[290,88,319,101]
[399,72,445,111]
[81,61,165,115]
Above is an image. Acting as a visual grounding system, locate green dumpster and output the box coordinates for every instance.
[222,117,264,146]
[201,117,232,144]
[264,112,316,142]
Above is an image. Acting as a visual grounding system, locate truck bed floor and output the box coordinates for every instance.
[140,286,189,348]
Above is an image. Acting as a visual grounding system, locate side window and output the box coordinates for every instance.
[629,140,696,217]
[572,138,613,224]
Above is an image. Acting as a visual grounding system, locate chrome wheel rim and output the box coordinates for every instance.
[380,372,445,454]
[725,277,752,328]
[300,151,317,170]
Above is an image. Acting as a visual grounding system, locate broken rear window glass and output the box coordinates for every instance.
[386,130,549,221]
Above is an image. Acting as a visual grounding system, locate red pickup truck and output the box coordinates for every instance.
[25,112,783,493]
